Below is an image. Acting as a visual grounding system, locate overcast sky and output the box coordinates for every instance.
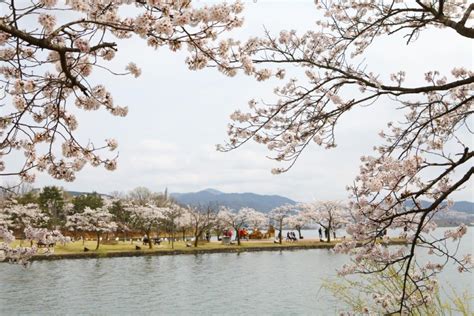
[28,1,473,202]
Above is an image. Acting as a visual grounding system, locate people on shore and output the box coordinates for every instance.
[285,231,297,242]
[290,232,297,241]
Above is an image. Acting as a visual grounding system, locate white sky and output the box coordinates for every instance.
[28,1,473,202]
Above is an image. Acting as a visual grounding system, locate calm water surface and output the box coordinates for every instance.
[0,228,472,315]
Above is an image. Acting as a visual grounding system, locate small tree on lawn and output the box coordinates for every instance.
[188,205,217,247]
[287,212,308,240]
[65,211,87,245]
[176,211,192,242]
[218,207,264,245]
[213,212,228,241]
[269,204,294,244]
[300,201,349,243]
[127,204,165,249]
[161,205,184,249]
[66,207,117,250]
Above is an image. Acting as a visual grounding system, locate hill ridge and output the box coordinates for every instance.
[170,188,297,212]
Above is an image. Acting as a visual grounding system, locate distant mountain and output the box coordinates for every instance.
[171,188,296,212]
[200,188,222,195]
[406,200,473,215]
[65,190,92,197]
[451,201,474,215]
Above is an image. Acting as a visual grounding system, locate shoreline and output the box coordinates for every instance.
[30,239,408,262]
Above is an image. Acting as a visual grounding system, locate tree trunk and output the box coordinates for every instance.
[327,227,331,243]
[95,232,101,250]
[237,228,241,246]
[171,228,174,249]
[147,232,153,249]
[297,227,302,239]
[194,229,199,247]
[279,220,283,245]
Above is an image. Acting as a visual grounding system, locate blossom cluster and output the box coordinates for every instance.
[66,207,117,234]
[0,224,69,265]
[0,0,244,186]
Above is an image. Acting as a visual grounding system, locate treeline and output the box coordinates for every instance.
[0,186,350,254]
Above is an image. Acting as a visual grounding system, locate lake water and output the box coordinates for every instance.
[0,228,472,315]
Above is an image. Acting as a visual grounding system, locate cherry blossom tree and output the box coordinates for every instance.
[0,225,69,264]
[213,1,472,313]
[126,203,165,249]
[286,212,308,240]
[300,201,349,243]
[66,206,116,250]
[212,211,228,241]
[0,201,69,263]
[65,209,87,244]
[246,209,267,231]
[161,204,184,249]
[188,205,216,247]
[268,204,294,244]
[0,0,244,190]
[176,209,192,242]
[0,202,48,244]
[0,226,33,264]
[217,207,261,245]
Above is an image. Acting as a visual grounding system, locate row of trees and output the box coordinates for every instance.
[0,186,350,250]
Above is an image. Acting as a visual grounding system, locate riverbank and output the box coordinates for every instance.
[27,239,408,262]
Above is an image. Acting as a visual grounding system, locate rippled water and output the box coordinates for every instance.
[0,228,472,315]
[0,250,348,315]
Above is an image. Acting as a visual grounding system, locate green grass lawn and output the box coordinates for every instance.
[50,239,330,254]
[7,238,327,254]
[5,237,406,259]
